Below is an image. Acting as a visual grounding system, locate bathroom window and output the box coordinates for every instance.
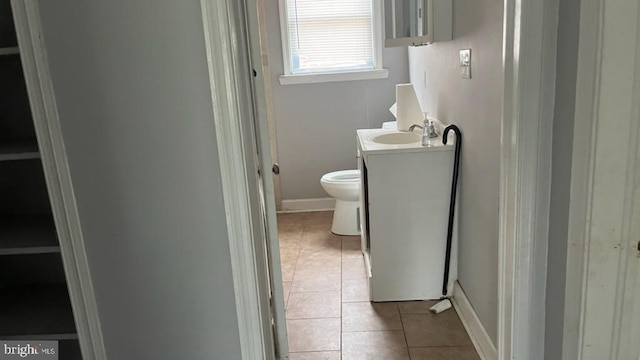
[278,0,388,85]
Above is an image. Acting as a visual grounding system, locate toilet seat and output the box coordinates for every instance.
[321,170,360,184]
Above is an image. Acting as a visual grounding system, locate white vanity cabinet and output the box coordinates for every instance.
[357,129,457,302]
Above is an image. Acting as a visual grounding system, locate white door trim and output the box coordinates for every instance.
[561,0,603,357]
[254,0,283,211]
[453,282,498,360]
[499,0,558,359]
[200,0,277,359]
[617,12,640,356]
[10,1,106,359]
[563,0,640,358]
[243,0,290,357]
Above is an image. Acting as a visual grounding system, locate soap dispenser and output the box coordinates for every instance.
[421,118,430,146]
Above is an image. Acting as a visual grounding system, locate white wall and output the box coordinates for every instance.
[408,0,504,343]
[262,0,410,200]
[37,1,243,358]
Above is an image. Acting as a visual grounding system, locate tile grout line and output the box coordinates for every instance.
[399,307,412,359]
[285,228,301,309]
[279,217,304,328]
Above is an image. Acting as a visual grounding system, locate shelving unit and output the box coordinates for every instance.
[1,3,81,359]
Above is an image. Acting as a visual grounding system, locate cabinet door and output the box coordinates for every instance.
[366,150,454,301]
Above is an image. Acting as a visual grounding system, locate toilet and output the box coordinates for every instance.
[320,122,398,235]
[320,170,361,235]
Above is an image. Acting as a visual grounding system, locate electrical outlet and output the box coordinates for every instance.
[459,49,471,79]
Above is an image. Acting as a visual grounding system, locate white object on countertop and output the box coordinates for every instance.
[382,121,397,129]
[389,102,397,119]
[395,84,423,131]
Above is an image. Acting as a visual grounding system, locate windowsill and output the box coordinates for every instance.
[278,68,389,85]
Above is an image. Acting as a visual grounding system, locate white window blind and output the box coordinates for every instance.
[284,0,376,75]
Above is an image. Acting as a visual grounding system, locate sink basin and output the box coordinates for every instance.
[368,132,421,145]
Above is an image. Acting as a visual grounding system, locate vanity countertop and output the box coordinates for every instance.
[357,128,455,155]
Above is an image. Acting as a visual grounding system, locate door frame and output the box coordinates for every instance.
[203,0,559,359]
[199,0,282,359]
[241,0,290,357]
[498,0,559,358]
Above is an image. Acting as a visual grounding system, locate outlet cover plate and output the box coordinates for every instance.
[460,49,471,79]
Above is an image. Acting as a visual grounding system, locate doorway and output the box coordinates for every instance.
[202,0,560,359]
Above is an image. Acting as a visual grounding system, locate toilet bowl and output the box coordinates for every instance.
[320,170,361,235]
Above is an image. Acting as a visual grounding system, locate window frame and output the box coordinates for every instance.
[277,0,388,85]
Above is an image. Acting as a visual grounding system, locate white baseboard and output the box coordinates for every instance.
[279,198,335,213]
[452,281,498,360]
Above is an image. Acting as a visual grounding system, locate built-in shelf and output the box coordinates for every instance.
[0,5,80,351]
[0,215,59,255]
[0,140,40,161]
[0,46,19,56]
[0,284,77,338]
[4,333,79,341]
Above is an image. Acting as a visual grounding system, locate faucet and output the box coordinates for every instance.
[409,120,438,138]
[410,119,439,146]
[425,121,439,138]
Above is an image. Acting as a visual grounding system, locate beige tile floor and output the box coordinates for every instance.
[277,211,480,360]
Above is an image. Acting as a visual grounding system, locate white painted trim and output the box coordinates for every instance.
[279,68,389,85]
[499,0,558,358]
[372,0,384,71]
[255,0,283,211]
[10,1,106,359]
[277,0,292,81]
[561,0,603,358]
[200,1,273,359]
[452,282,498,360]
[617,9,640,358]
[280,198,336,213]
[244,0,290,357]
